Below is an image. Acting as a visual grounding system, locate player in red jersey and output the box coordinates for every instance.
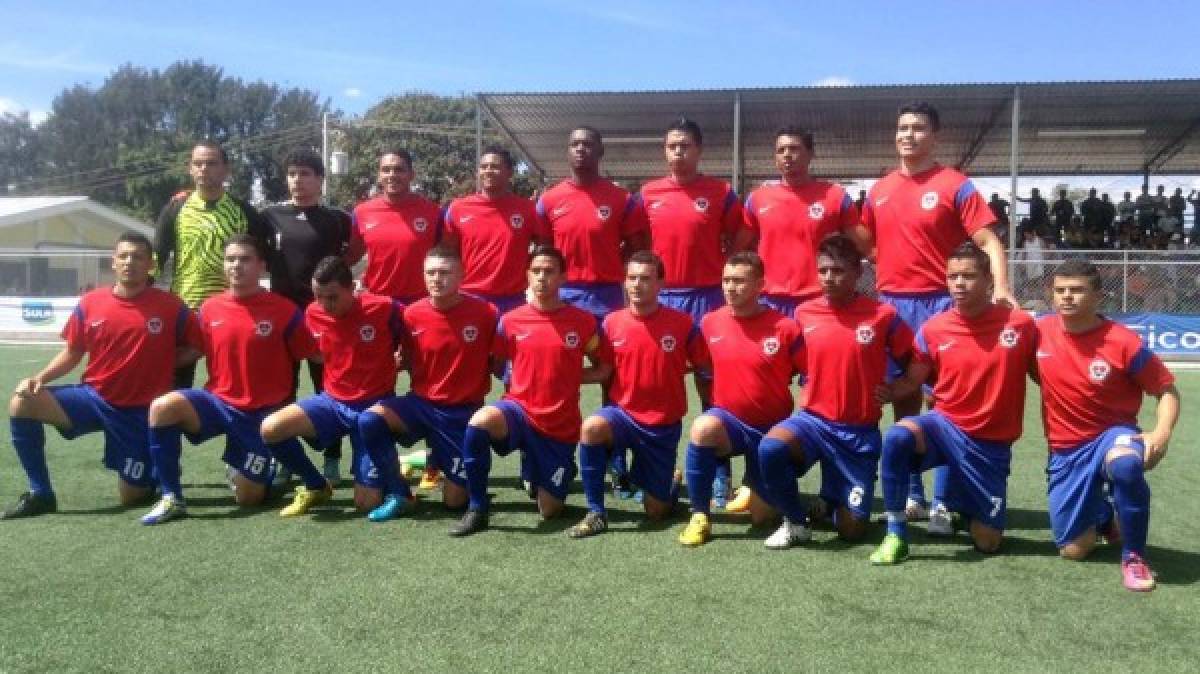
[450,246,612,536]
[1037,259,1179,591]
[677,251,805,547]
[858,101,1017,522]
[738,127,864,317]
[356,245,499,520]
[870,242,1037,564]
[258,256,410,519]
[139,235,327,525]
[756,235,913,548]
[2,233,202,519]
[567,250,709,537]
[442,146,547,314]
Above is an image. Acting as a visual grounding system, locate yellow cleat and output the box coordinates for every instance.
[678,512,711,547]
[725,486,754,513]
[280,482,333,517]
[417,466,443,490]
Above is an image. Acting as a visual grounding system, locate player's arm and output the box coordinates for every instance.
[971,227,1017,308]
[1138,384,1180,471]
[581,334,612,385]
[879,360,931,404]
[16,347,85,397]
[153,197,183,279]
[345,211,366,264]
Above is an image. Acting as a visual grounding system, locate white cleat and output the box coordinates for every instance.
[927,503,955,536]
[764,518,812,550]
[904,497,930,521]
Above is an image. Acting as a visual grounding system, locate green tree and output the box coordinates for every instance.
[0,112,42,195]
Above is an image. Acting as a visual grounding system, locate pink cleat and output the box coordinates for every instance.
[1121,554,1157,592]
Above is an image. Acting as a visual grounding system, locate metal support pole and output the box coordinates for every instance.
[475,99,484,194]
[1009,86,1020,284]
[321,112,329,203]
[732,92,742,193]
[1122,250,1129,312]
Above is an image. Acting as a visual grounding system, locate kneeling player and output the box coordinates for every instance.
[356,246,498,521]
[1037,259,1179,592]
[141,235,327,524]
[2,233,200,518]
[678,252,805,547]
[259,256,412,519]
[569,251,706,537]
[451,246,611,536]
[871,242,1036,563]
[758,235,913,548]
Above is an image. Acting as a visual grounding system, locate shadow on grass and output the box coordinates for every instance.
[1064,543,1200,586]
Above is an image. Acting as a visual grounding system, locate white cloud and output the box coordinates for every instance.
[343,87,362,98]
[811,76,855,87]
[0,97,47,125]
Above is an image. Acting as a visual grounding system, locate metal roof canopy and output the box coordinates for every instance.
[477,80,1200,189]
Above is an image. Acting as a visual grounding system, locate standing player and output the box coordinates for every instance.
[154,140,270,388]
[355,246,498,521]
[263,148,353,482]
[1037,259,1179,592]
[858,101,1015,525]
[258,256,411,519]
[568,250,708,537]
[2,233,201,518]
[442,146,546,314]
[739,126,862,317]
[757,235,913,548]
[677,251,805,547]
[870,242,1036,564]
[450,246,611,536]
[139,235,327,525]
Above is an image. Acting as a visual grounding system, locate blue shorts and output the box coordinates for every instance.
[658,286,724,326]
[179,389,277,485]
[561,282,623,322]
[705,407,771,495]
[379,393,478,487]
[760,293,817,319]
[594,405,681,503]
[880,290,952,380]
[493,399,577,502]
[473,292,525,315]
[50,384,154,488]
[1046,426,1143,548]
[910,411,1012,530]
[298,392,384,488]
[778,410,881,520]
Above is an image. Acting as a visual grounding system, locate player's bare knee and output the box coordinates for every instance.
[470,406,507,438]
[1059,533,1096,561]
[443,486,468,511]
[8,392,30,417]
[748,496,777,527]
[537,491,564,519]
[117,482,152,507]
[148,394,181,426]
[580,416,612,445]
[643,497,671,521]
[688,415,724,447]
[234,482,267,507]
[836,510,868,541]
[971,524,1003,554]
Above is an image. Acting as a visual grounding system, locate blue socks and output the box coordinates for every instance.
[269,437,328,492]
[1109,453,1150,561]
[149,425,183,500]
[579,442,608,515]
[882,425,918,537]
[11,417,53,496]
[462,425,494,512]
[357,411,408,498]
[758,436,807,523]
[684,442,717,515]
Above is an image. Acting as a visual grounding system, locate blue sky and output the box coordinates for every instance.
[2,0,1198,123]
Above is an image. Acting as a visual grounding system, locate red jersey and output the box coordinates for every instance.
[702,306,805,429]
[862,165,994,293]
[1036,315,1175,451]
[495,303,600,443]
[536,179,648,283]
[305,293,403,404]
[443,193,544,296]
[745,181,859,299]
[403,295,499,406]
[352,194,441,300]
[793,295,912,426]
[198,290,317,410]
[914,304,1037,443]
[603,306,708,426]
[62,287,201,407]
[640,175,743,288]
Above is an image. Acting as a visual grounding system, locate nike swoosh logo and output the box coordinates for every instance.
[937,340,955,352]
[803,326,818,334]
[1036,350,1052,359]
[650,201,664,209]
[365,222,378,230]
[410,329,426,336]
[552,206,570,217]
[708,336,723,343]
[875,197,889,207]
[758,205,773,214]
[460,215,474,223]
[89,320,105,327]
[611,339,627,347]
[210,320,224,327]
[514,332,531,341]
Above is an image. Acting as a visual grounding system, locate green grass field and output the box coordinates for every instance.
[0,344,1197,672]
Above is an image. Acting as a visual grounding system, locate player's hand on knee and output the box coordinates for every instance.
[15,377,42,398]
[1135,430,1170,471]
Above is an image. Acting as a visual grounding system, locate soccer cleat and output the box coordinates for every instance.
[140,495,186,525]
[927,503,955,536]
[568,511,608,539]
[725,486,754,514]
[904,497,930,521]
[764,518,812,550]
[1,491,58,519]
[280,482,334,517]
[367,494,416,522]
[610,457,636,500]
[418,466,443,490]
[1121,554,1157,592]
[322,458,342,484]
[678,512,711,547]
[870,533,910,565]
[711,473,731,510]
[449,509,488,537]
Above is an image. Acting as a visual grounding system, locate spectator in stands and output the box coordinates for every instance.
[1051,189,1075,243]
[1080,188,1103,236]
[989,192,1010,228]
[1135,186,1156,237]
[1017,188,1049,235]
[1117,191,1136,228]
[1168,188,1187,229]
[1189,189,1200,246]
[1100,193,1116,243]
[1064,216,1085,248]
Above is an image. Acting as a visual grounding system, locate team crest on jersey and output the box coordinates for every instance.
[146,317,163,335]
[509,214,524,230]
[762,336,780,356]
[693,197,709,213]
[660,334,677,353]
[920,191,939,210]
[999,327,1019,348]
[360,325,376,342]
[564,331,581,349]
[1088,358,1111,383]
[255,320,273,337]
[413,217,429,233]
[462,325,479,342]
[808,202,825,220]
[856,325,875,345]
[597,205,612,221]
